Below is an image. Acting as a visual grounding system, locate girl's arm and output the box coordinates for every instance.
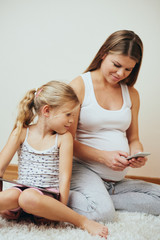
[0,128,26,179]
[126,87,147,168]
[58,132,73,205]
[69,77,129,171]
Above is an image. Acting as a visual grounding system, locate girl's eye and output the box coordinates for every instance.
[66,113,71,117]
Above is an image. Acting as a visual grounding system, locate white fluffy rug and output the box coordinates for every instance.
[1,183,160,240]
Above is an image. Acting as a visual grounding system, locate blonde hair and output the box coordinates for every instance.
[85,30,143,86]
[13,80,79,135]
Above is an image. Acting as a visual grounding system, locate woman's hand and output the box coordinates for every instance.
[128,149,148,168]
[101,150,129,171]
[128,156,147,168]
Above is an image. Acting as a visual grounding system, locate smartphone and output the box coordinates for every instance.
[126,152,151,160]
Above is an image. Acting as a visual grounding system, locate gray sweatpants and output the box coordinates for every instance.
[68,161,160,222]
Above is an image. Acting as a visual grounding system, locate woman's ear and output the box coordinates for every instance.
[42,105,50,117]
[102,54,107,60]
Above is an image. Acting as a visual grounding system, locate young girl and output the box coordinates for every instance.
[0,80,108,238]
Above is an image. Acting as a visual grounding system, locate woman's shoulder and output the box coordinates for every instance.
[128,86,139,98]
[70,75,84,90]
[69,75,85,104]
[128,86,140,106]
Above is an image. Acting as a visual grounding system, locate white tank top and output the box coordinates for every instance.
[17,128,59,189]
[75,72,132,181]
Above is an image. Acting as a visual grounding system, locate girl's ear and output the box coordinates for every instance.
[42,105,51,117]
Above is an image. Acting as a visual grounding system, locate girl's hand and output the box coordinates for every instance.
[102,150,129,171]
[128,156,147,168]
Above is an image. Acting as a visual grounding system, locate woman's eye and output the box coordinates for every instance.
[113,63,132,71]
[66,113,71,117]
[113,63,120,68]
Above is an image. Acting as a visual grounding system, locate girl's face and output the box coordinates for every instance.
[48,102,78,134]
[100,54,136,85]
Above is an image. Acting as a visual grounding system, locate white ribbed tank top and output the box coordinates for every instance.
[75,71,132,181]
[17,128,59,189]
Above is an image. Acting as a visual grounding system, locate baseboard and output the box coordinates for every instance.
[3,164,160,185]
[126,175,160,185]
[3,164,18,180]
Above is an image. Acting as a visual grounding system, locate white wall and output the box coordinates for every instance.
[0,0,160,178]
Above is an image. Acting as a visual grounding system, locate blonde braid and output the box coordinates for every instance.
[13,89,36,135]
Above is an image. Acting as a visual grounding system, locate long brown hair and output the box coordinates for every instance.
[13,80,79,135]
[85,30,143,86]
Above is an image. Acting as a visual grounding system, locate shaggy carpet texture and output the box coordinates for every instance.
[0,211,160,240]
[1,183,160,240]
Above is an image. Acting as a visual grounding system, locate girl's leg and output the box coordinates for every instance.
[0,188,21,211]
[68,161,115,222]
[18,188,108,238]
[110,178,160,215]
[0,188,22,220]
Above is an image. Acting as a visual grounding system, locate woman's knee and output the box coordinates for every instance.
[68,190,116,222]
[95,204,116,222]
[89,196,116,222]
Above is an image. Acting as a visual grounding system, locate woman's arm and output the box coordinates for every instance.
[126,87,147,168]
[69,77,129,171]
[58,132,73,205]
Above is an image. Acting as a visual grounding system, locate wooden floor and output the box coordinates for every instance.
[3,164,18,180]
[3,164,160,185]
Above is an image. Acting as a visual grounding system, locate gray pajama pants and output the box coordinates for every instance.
[68,161,160,222]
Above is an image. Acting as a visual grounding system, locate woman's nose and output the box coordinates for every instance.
[117,68,125,78]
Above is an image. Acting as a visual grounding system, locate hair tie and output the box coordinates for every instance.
[35,88,43,98]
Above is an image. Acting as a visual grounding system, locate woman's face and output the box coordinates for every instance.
[100,54,136,85]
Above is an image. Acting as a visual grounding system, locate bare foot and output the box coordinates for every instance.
[81,217,108,239]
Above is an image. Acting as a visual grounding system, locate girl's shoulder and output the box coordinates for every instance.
[57,131,73,148]
[20,127,28,142]
[9,127,27,146]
